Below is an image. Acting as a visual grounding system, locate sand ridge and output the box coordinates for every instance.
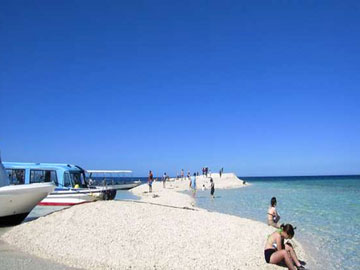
[1,173,307,270]
[130,173,246,207]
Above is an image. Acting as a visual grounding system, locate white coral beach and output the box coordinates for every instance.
[1,173,306,270]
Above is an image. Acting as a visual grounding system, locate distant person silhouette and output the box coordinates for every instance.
[210,178,215,198]
[148,170,153,193]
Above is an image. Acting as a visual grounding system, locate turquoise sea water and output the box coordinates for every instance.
[193,175,360,270]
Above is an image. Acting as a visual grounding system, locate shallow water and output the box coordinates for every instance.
[114,190,140,201]
[194,176,360,270]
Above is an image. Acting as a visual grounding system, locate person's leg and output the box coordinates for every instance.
[285,243,301,267]
[269,250,296,270]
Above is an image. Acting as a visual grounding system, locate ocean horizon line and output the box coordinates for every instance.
[240,174,360,179]
[112,173,360,179]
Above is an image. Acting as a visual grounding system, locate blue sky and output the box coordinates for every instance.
[1,1,359,176]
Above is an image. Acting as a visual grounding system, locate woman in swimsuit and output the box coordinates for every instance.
[264,224,305,270]
[268,197,280,228]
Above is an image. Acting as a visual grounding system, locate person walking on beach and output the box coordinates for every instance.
[148,170,153,193]
[162,172,167,188]
[190,173,197,196]
[181,169,184,180]
[264,224,306,270]
[210,177,215,198]
[268,197,281,228]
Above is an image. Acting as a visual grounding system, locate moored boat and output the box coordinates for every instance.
[87,170,142,190]
[0,155,55,225]
[3,162,117,206]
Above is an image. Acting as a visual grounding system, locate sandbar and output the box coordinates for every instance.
[1,173,307,270]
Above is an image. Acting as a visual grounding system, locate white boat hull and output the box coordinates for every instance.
[97,181,142,190]
[0,183,55,225]
[113,182,141,190]
[39,187,117,206]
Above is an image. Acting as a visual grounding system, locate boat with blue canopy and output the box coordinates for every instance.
[86,170,142,190]
[3,162,117,206]
[0,155,55,225]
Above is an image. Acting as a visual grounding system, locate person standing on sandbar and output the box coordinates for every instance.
[148,170,153,193]
[190,173,197,197]
[210,177,215,198]
[268,197,281,228]
[162,172,167,188]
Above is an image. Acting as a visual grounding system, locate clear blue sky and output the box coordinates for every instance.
[1,1,359,176]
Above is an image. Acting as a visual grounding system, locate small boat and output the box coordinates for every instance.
[87,170,142,190]
[3,162,117,206]
[0,154,55,225]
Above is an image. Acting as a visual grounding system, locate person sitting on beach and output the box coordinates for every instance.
[268,197,281,228]
[210,177,215,198]
[264,224,306,270]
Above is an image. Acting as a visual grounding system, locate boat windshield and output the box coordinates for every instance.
[0,160,10,187]
[70,171,87,188]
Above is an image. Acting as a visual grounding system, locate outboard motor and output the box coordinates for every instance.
[103,189,117,200]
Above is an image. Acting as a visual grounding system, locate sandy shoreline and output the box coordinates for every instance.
[1,173,307,270]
